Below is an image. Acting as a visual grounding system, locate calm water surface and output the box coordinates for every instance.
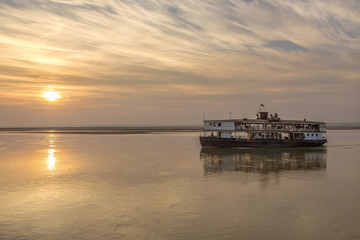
[0,130,359,240]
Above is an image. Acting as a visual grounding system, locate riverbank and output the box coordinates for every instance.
[327,126,360,130]
[0,126,203,134]
[0,125,359,134]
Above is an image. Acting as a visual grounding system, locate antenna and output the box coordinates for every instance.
[259,103,265,112]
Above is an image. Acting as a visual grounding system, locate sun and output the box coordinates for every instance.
[43,91,60,101]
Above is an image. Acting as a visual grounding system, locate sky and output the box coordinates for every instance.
[0,0,359,126]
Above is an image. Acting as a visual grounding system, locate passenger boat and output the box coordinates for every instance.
[200,110,327,148]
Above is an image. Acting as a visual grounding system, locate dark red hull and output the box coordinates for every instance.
[200,137,327,148]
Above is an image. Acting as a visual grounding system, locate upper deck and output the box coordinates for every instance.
[203,118,327,133]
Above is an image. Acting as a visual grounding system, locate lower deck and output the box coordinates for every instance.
[202,130,326,141]
[200,136,327,148]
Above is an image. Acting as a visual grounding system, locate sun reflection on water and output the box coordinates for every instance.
[47,149,56,170]
[48,134,55,148]
[47,134,56,171]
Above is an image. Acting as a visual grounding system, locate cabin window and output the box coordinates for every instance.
[307,133,309,136]
[312,133,314,136]
[218,123,222,126]
[316,133,318,136]
[209,122,213,126]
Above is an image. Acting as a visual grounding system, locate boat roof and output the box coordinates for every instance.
[204,118,325,124]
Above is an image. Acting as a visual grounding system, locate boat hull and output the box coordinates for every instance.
[200,137,327,148]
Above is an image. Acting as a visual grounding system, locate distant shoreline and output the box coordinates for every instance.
[0,125,359,134]
[0,126,203,134]
[327,126,360,130]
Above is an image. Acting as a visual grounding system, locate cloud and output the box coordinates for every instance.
[265,40,306,52]
[0,0,359,125]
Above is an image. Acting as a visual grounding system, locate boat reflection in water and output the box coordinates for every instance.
[201,147,327,174]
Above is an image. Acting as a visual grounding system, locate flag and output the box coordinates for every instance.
[260,104,265,107]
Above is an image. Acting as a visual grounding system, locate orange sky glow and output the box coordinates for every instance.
[0,0,359,126]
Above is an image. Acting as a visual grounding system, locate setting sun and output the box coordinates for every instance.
[43,91,60,101]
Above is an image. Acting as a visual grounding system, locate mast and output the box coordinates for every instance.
[259,103,264,112]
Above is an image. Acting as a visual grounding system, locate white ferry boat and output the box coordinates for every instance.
[200,111,327,148]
